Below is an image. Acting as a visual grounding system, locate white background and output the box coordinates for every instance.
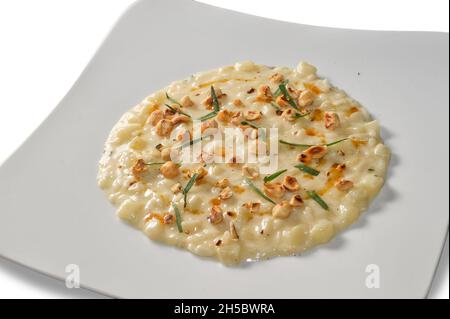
[0,0,448,299]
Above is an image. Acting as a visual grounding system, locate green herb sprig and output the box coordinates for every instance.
[245,178,276,204]
[165,92,183,108]
[278,82,298,109]
[279,138,348,148]
[198,111,218,122]
[307,190,329,210]
[164,104,192,118]
[273,80,288,97]
[293,111,311,119]
[172,203,183,233]
[197,86,222,121]
[263,169,287,183]
[211,86,220,113]
[241,121,262,130]
[183,173,199,208]
[295,164,320,176]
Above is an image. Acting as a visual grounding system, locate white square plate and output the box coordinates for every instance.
[0,0,448,298]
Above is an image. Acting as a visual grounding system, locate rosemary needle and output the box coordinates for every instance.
[245,178,276,204]
[263,169,287,183]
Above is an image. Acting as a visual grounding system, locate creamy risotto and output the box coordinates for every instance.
[97,61,390,265]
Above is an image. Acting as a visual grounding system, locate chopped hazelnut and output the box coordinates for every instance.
[264,182,286,198]
[281,108,297,122]
[163,213,174,224]
[276,95,290,108]
[219,187,233,200]
[156,119,173,136]
[282,176,300,191]
[180,96,194,107]
[233,99,244,107]
[289,194,304,207]
[208,206,223,224]
[171,114,190,126]
[242,165,259,179]
[244,110,262,121]
[270,73,284,84]
[159,161,179,179]
[148,110,163,126]
[272,201,292,219]
[242,202,261,213]
[131,159,148,178]
[297,90,315,107]
[215,178,230,188]
[324,112,341,130]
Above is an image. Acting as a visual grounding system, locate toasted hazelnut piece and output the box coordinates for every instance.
[297,152,312,164]
[288,87,301,99]
[244,110,262,121]
[242,202,261,213]
[276,95,290,108]
[171,114,190,126]
[156,119,173,136]
[208,206,223,224]
[180,95,194,107]
[217,109,232,122]
[230,111,244,125]
[272,201,292,219]
[282,176,300,191]
[160,148,172,161]
[297,90,315,107]
[219,187,233,200]
[233,99,244,107]
[171,183,182,194]
[203,88,225,109]
[148,110,163,126]
[163,105,179,117]
[215,178,230,188]
[195,166,208,180]
[258,85,272,97]
[160,161,179,179]
[281,108,297,122]
[270,73,284,84]
[264,182,286,199]
[289,194,304,207]
[163,213,175,224]
[201,119,218,133]
[229,222,239,239]
[242,165,259,179]
[336,179,354,191]
[203,96,214,109]
[303,145,328,160]
[255,85,273,103]
[214,87,224,98]
[131,159,148,177]
[324,112,341,130]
